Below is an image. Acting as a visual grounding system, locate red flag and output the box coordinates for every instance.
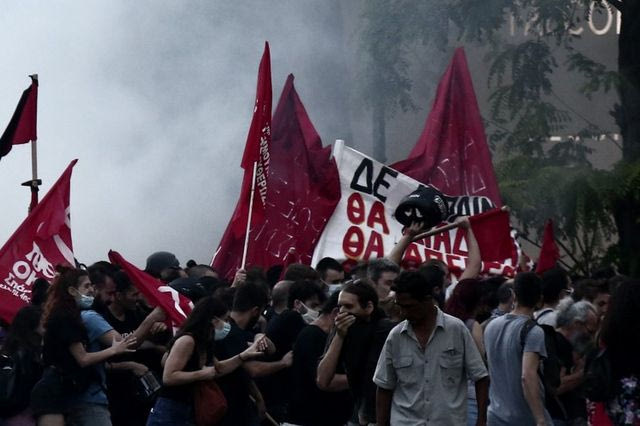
[230,42,272,236]
[391,48,502,206]
[0,160,76,323]
[212,74,341,280]
[468,208,517,262]
[536,219,560,274]
[108,250,193,325]
[0,76,38,160]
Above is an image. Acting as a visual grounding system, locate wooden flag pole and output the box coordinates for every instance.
[410,205,510,242]
[241,161,259,269]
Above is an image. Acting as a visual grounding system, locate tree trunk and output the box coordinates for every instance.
[613,0,640,277]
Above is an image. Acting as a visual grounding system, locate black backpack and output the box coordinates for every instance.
[584,348,614,402]
[520,319,565,417]
[0,352,24,417]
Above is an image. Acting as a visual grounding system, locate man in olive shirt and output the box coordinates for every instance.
[374,271,489,426]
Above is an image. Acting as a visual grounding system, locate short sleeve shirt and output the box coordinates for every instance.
[43,313,87,372]
[373,308,488,426]
[484,314,552,426]
[73,310,113,406]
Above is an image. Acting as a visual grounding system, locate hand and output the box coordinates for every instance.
[405,221,424,237]
[150,321,168,335]
[454,216,470,229]
[131,362,149,377]
[232,269,247,287]
[334,311,356,338]
[242,336,268,360]
[201,366,217,380]
[112,334,137,355]
[281,350,293,367]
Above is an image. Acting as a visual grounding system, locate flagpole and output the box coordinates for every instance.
[20,74,40,212]
[241,161,258,269]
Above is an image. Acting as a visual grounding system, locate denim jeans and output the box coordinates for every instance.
[66,403,111,426]
[146,397,194,426]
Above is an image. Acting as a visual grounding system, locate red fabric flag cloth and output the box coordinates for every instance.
[230,42,272,237]
[0,76,38,160]
[536,219,560,274]
[0,160,76,323]
[108,250,193,325]
[212,74,341,280]
[391,48,502,207]
[468,208,517,262]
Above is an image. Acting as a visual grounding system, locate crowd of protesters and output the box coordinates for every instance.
[0,219,639,426]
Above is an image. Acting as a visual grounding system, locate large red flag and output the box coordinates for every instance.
[0,76,38,160]
[467,208,517,262]
[391,48,502,206]
[0,160,76,323]
[230,42,272,236]
[108,250,193,325]
[536,219,560,274]
[212,74,341,279]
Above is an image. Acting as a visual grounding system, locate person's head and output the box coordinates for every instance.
[315,257,345,285]
[1,305,42,355]
[418,260,448,306]
[574,279,610,318]
[112,271,140,312]
[283,263,320,282]
[88,263,117,308]
[319,290,340,320]
[444,278,482,322]
[42,267,92,324]
[232,282,268,329]
[271,280,293,312]
[160,266,187,283]
[187,264,219,279]
[540,267,571,306]
[496,281,515,311]
[513,272,543,309]
[391,271,439,323]
[30,277,50,307]
[171,296,229,353]
[367,258,400,300]
[288,280,326,323]
[338,281,378,319]
[145,251,180,279]
[556,299,598,342]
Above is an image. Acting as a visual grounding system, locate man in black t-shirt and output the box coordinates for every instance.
[288,291,352,426]
[102,271,166,426]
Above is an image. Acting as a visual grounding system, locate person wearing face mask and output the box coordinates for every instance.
[147,296,267,426]
[258,280,327,422]
[30,267,138,426]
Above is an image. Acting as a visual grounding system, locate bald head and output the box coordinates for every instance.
[272,280,293,313]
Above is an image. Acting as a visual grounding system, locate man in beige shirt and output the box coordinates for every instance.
[374,271,489,426]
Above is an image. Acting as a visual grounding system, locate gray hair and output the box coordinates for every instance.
[556,299,597,328]
[367,258,400,283]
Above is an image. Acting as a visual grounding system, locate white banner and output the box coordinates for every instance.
[312,141,517,277]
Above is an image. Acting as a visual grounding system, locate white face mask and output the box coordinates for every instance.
[75,293,94,310]
[301,303,319,324]
[214,322,232,341]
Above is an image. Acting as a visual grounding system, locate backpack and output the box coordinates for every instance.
[0,352,25,417]
[520,319,565,418]
[584,348,614,402]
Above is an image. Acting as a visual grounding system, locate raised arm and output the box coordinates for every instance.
[387,222,424,265]
[458,216,481,281]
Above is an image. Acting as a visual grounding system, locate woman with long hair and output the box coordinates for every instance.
[0,305,44,426]
[147,296,267,426]
[599,279,640,425]
[30,267,136,426]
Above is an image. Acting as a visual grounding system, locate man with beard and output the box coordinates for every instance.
[214,282,286,426]
[552,299,598,425]
[317,281,394,425]
[88,262,118,314]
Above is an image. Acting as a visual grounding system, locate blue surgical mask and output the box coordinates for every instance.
[75,294,94,310]
[214,322,232,341]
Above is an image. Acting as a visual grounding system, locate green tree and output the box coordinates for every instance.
[358,0,640,277]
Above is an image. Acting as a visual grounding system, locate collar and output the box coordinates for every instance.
[400,306,445,335]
